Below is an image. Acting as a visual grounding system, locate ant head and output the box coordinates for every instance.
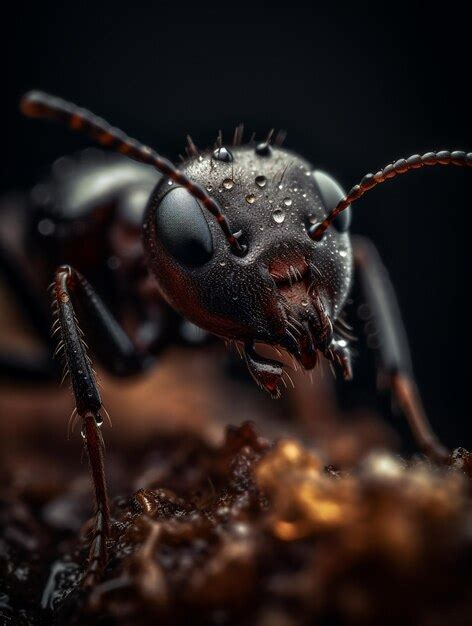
[143,142,353,370]
[23,92,469,396]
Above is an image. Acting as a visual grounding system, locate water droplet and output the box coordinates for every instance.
[272,209,285,224]
[301,300,308,307]
[259,226,264,231]
[255,175,266,187]
[255,142,271,157]
[167,179,173,185]
[308,214,318,225]
[283,197,292,206]
[219,261,226,267]
[213,147,233,162]
[223,178,234,190]
[246,194,255,204]
[339,250,347,257]
[206,184,213,192]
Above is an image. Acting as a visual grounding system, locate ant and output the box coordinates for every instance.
[7,90,471,583]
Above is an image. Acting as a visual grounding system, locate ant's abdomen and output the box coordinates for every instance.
[21,149,162,317]
[29,148,160,227]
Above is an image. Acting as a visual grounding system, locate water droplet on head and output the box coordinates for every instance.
[223,178,234,190]
[255,143,271,157]
[301,300,308,307]
[283,197,292,206]
[255,175,266,188]
[246,194,255,204]
[272,209,285,224]
[213,147,233,162]
[219,261,226,267]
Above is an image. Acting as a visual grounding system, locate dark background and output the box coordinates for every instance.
[2,4,470,447]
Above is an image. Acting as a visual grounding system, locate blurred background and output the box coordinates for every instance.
[1,4,470,451]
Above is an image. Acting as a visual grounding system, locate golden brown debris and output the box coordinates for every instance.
[1,424,471,625]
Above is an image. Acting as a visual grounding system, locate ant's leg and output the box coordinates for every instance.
[60,267,159,378]
[52,264,158,584]
[351,235,449,462]
[53,265,110,585]
[53,265,161,584]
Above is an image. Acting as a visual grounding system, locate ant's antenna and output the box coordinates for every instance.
[20,91,246,256]
[310,150,472,241]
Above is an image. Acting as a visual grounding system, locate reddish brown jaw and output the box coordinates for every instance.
[269,262,325,370]
[295,325,318,369]
[245,261,336,394]
[244,344,284,398]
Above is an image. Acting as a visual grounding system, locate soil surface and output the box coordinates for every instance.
[1,422,471,626]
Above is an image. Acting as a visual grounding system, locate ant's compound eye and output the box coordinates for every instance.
[313,170,352,232]
[155,187,213,267]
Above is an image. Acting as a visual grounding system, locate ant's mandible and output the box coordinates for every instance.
[16,90,472,584]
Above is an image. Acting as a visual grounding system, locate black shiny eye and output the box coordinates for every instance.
[313,170,352,232]
[155,187,213,267]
